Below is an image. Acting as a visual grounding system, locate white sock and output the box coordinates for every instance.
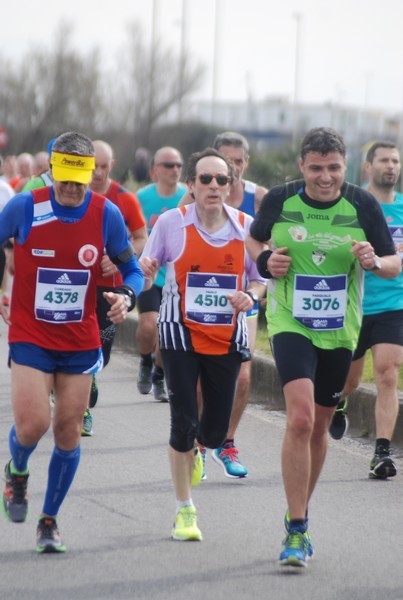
[176,499,194,514]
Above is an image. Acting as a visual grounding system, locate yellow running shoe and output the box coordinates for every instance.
[191,447,203,487]
[171,505,202,541]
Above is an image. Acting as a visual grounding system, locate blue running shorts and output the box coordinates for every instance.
[9,342,104,374]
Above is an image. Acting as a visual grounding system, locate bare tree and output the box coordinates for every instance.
[107,22,205,148]
[0,19,205,163]
[0,22,105,151]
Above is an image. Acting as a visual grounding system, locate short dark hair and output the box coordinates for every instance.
[185,147,234,183]
[213,131,249,155]
[300,127,346,160]
[366,141,398,163]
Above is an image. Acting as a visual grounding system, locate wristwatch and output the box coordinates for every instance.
[121,294,132,308]
[370,255,382,271]
[245,290,259,303]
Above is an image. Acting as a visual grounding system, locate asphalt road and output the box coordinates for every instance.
[0,321,403,600]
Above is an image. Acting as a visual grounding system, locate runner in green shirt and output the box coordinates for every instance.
[246,127,400,568]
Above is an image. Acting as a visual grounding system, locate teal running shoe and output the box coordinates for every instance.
[284,509,313,558]
[81,409,93,437]
[212,441,248,478]
[279,528,308,567]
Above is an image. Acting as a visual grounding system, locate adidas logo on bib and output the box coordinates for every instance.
[313,279,330,291]
[56,273,72,284]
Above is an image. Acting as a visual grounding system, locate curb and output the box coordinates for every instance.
[115,313,403,447]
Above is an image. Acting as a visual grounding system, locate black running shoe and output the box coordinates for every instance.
[36,517,66,553]
[329,398,349,440]
[2,461,29,523]
[369,448,397,480]
[152,377,168,402]
[137,364,152,394]
[89,375,98,408]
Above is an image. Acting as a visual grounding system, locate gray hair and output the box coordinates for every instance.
[53,131,95,156]
[213,131,249,155]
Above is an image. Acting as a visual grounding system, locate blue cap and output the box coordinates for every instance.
[47,137,57,156]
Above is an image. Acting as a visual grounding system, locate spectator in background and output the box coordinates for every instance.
[329,141,403,480]
[136,146,187,402]
[0,178,15,306]
[133,147,151,183]
[2,155,19,188]
[33,151,50,177]
[14,153,34,193]
[23,141,56,191]
[82,139,148,435]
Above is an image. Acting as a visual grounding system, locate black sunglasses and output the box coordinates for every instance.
[198,173,230,186]
[157,162,183,169]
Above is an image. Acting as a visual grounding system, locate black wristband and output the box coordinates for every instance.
[256,250,273,279]
[114,285,136,312]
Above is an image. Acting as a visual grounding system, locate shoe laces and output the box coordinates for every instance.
[284,530,307,550]
[178,506,196,527]
[219,444,239,463]
[7,469,28,503]
[139,365,151,379]
[376,446,391,457]
[38,517,59,540]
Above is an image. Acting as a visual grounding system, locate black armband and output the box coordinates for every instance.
[256,250,273,279]
[114,285,136,312]
[111,245,134,265]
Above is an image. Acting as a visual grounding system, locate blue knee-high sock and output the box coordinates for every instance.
[9,424,37,473]
[42,445,81,517]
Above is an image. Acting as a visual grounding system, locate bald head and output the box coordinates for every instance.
[34,151,50,177]
[17,153,34,178]
[91,140,115,194]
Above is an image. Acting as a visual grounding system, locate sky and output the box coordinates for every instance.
[3,0,403,115]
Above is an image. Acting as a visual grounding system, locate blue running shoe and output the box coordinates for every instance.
[284,509,313,558]
[279,528,308,568]
[212,441,248,478]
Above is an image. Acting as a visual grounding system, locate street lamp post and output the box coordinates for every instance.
[292,12,302,151]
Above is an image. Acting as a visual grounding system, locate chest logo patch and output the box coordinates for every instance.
[78,244,98,267]
[32,249,55,257]
[288,225,307,242]
[312,250,326,265]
